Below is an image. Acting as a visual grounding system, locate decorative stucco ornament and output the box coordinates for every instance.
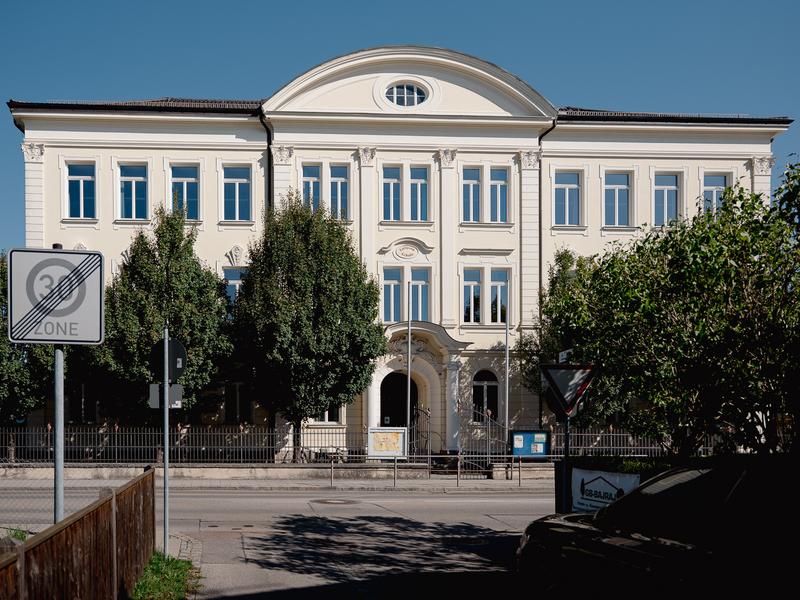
[270,145,293,165]
[751,155,776,175]
[438,149,457,168]
[358,147,376,166]
[21,142,44,163]
[519,150,542,170]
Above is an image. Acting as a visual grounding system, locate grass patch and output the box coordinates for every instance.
[131,550,201,600]
[9,527,28,541]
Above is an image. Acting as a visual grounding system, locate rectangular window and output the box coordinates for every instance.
[172,166,199,220]
[703,174,727,213]
[224,167,251,221]
[490,169,508,222]
[411,269,429,321]
[490,270,508,324]
[604,173,630,226]
[120,165,147,220]
[463,269,481,323]
[315,404,341,422]
[654,174,679,226]
[383,268,402,322]
[410,167,428,221]
[330,166,348,218]
[463,169,481,222]
[383,167,401,221]
[68,164,96,219]
[303,165,321,211]
[224,268,247,305]
[555,172,580,226]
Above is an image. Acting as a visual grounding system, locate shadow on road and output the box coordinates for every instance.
[204,512,525,599]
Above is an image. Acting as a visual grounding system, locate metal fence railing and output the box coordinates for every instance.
[550,426,716,457]
[0,424,716,467]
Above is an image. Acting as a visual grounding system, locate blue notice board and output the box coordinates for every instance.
[511,430,550,458]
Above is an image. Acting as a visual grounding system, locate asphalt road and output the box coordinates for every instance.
[158,489,554,599]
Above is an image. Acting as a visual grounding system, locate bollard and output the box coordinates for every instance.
[331,455,334,487]
[394,456,397,487]
[519,456,522,486]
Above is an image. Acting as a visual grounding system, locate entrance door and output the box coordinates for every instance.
[380,372,418,427]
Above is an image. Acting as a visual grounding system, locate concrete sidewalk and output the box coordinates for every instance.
[2,474,554,493]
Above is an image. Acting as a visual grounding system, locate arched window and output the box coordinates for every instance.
[472,370,498,423]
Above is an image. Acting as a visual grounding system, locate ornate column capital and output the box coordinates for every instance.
[270,145,293,165]
[358,147,376,167]
[438,149,457,168]
[519,149,542,170]
[751,155,776,175]
[21,142,44,163]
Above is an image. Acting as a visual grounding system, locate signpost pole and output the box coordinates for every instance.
[54,344,64,523]
[163,327,169,555]
[563,415,570,513]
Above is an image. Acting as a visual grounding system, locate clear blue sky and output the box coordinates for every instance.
[1,0,797,252]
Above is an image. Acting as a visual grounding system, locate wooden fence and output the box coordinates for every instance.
[0,466,155,600]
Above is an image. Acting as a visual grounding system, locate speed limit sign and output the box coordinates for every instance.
[8,248,104,345]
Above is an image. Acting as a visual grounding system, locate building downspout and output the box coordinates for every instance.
[258,111,274,211]
[537,116,556,428]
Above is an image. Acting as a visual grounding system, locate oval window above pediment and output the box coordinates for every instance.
[385,83,427,107]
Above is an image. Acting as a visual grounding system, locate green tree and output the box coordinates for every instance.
[0,250,53,423]
[91,206,233,424]
[233,191,386,458]
[520,169,800,457]
[516,248,634,427]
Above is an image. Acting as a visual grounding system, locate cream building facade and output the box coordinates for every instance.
[8,46,791,452]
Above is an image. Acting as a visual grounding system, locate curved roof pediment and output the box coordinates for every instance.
[263,46,556,120]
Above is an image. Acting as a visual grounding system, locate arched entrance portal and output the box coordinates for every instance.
[380,372,418,427]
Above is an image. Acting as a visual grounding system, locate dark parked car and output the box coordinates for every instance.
[516,456,795,597]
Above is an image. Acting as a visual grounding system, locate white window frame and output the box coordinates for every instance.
[112,157,152,225]
[600,165,638,234]
[459,257,516,328]
[379,261,435,324]
[489,269,508,324]
[650,167,688,227]
[409,166,429,222]
[165,158,205,226]
[381,165,402,221]
[698,167,737,215]
[461,166,481,223]
[59,155,101,225]
[550,164,589,234]
[489,168,509,223]
[217,159,257,226]
[330,164,349,220]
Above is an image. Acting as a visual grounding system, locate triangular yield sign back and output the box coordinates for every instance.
[539,364,597,417]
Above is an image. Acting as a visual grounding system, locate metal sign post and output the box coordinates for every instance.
[539,364,598,512]
[7,246,104,525]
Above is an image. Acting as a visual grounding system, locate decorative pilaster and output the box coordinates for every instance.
[519,148,541,327]
[439,149,457,328]
[445,358,462,452]
[365,373,380,429]
[21,143,45,248]
[270,145,293,202]
[359,147,376,266]
[751,155,776,201]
